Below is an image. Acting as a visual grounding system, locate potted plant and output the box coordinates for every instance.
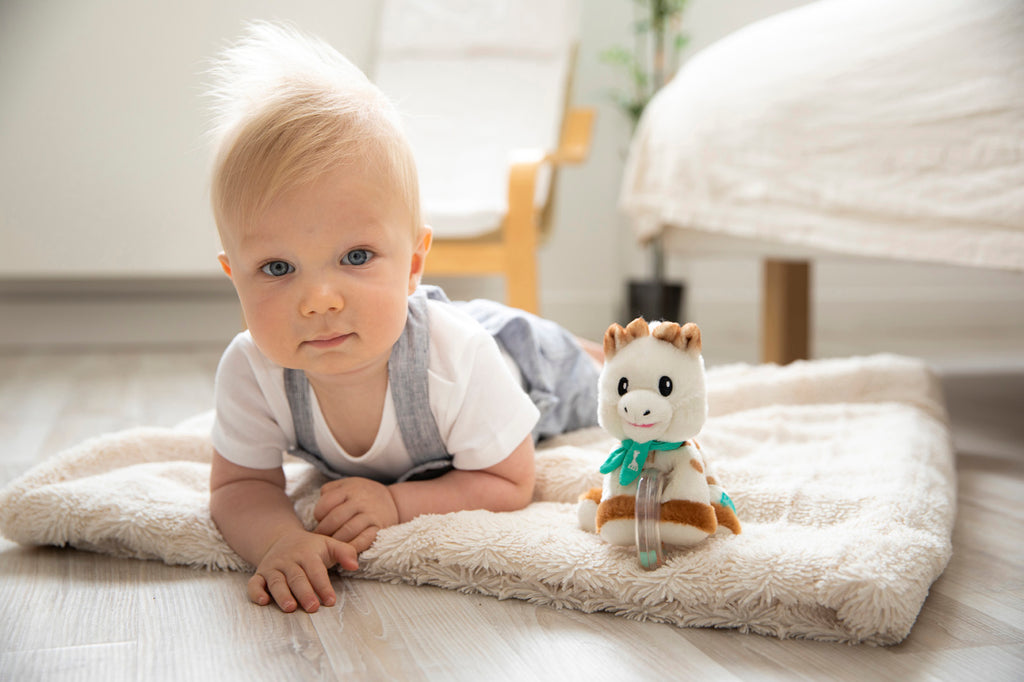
[603,0,690,322]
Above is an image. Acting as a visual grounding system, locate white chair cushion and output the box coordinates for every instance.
[375,0,578,237]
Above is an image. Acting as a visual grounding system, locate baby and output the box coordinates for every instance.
[206,22,600,613]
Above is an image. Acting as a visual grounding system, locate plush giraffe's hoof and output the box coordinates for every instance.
[576,487,602,532]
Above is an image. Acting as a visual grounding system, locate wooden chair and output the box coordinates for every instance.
[373,0,593,314]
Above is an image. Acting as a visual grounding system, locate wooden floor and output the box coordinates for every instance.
[1,347,1022,681]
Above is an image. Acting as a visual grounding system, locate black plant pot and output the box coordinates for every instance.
[626,279,685,324]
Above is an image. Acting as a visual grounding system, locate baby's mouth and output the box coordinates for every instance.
[305,333,351,349]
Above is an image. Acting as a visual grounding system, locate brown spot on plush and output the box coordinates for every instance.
[705,475,718,486]
[595,495,635,531]
[714,504,742,535]
[660,500,717,534]
[692,440,702,450]
[578,487,602,505]
[689,458,704,474]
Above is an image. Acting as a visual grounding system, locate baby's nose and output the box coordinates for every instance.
[301,280,344,316]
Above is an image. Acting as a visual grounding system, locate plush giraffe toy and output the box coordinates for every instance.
[577,318,741,552]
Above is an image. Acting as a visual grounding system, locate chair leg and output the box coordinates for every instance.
[504,160,542,313]
[506,260,538,313]
[762,259,811,364]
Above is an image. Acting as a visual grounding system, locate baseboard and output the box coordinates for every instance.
[0,278,242,349]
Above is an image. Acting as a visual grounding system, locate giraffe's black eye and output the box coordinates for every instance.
[617,377,629,396]
[659,376,673,397]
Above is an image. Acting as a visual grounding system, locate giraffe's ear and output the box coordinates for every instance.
[603,323,625,359]
[604,318,650,359]
[652,321,701,354]
[680,323,701,354]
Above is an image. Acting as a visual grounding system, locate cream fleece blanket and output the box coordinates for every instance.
[0,354,954,645]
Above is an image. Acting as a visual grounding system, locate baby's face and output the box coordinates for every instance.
[219,163,427,384]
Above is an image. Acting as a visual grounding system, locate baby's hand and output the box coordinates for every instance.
[249,530,358,613]
[314,477,400,553]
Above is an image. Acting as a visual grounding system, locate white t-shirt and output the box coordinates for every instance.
[211,300,540,481]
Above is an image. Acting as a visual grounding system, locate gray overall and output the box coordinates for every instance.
[283,286,599,483]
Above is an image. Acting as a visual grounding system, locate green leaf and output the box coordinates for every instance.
[602,0,693,129]
[600,45,635,67]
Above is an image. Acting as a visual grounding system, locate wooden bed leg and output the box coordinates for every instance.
[762,259,811,365]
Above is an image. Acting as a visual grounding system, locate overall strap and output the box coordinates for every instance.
[283,367,343,479]
[390,287,453,482]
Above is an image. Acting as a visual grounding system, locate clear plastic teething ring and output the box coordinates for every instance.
[635,466,665,570]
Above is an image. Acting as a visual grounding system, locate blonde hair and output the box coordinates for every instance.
[207,21,421,241]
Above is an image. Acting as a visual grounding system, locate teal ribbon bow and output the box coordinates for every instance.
[600,439,686,486]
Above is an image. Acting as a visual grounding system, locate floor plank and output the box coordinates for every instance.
[0,642,138,682]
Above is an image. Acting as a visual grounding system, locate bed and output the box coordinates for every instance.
[620,0,1024,363]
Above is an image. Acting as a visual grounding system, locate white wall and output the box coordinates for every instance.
[2,0,1022,368]
[0,0,381,278]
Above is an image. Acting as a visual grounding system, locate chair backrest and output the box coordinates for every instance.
[373,0,581,238]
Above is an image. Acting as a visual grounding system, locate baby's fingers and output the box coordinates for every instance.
[247,572,272,607]
[314,504,356,538]
[326,537,360,571]
[348,526,379,555]
[249,570,311,613]
[272,567,325,613]
[320,509,374,544]
[314,479,350,522]
[302,558,339,608]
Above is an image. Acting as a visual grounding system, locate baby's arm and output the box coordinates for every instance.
[314,435,536,549]
[392,434,536,518]
[210,452,359,613]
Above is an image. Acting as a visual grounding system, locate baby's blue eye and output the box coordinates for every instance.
[261,261,294,277]
[342,249,374,266]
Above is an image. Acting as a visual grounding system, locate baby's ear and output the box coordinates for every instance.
[417,224,433,254]
[408,225,433,293]
[217,253,232,278]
